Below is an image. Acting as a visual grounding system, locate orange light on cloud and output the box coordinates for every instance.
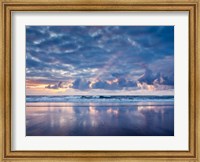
[89,79,99,88]
[137,82,155,91]
[89,52,123,87]
[26,80,68,95]
[107,78,119,85]
[26,80,49,89]
[63,81,74,89]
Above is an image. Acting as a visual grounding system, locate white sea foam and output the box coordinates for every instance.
[26,95,174,103]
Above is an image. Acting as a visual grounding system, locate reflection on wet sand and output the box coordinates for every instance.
[26,102,174,136]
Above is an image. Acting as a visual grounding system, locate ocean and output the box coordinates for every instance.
[26,95,174,136]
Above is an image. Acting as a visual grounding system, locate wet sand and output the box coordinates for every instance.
[26,102,174,136]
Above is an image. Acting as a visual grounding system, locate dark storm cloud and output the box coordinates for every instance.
[26,26,174,90]
[72,78,90,90]
[138,67,174,90]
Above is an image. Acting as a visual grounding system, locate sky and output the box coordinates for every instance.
[26,26,174,96]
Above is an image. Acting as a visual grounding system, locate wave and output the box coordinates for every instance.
[26,95,174,103]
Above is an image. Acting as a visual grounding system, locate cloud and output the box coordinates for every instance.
[138,68,155,84]
[45,78,138,91]
[45,81,64,89]
[26,26,174,93]
[137,67,174,91]
[72,78,90,90]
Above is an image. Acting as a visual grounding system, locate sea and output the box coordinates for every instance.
[26,95,174,136]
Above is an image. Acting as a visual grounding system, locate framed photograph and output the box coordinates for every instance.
[1,0,200,161]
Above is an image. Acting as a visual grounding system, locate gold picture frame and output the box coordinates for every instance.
[0,0,199,161]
